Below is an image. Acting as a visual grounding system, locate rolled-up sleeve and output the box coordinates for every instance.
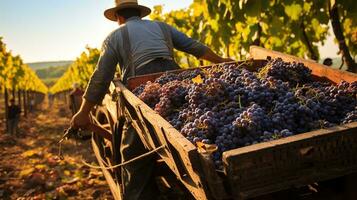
[83,36,119,104]
[169,26,209,58]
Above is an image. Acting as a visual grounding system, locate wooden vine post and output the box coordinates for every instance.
[17,89,21,112]
[23,90,27,117]
[26,91,30,113]
[4,87,9,132]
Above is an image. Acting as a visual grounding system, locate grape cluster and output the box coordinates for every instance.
[137,82,161,108]
[342,109,357,124]
[133,59,357,169]
[155,72,180,85]
[263,58,312,86]
[178,69,206,81]
[154,80,189,118]
[132,84,145,96]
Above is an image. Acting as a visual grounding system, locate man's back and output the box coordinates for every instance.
[85,16,209,104]
[107,17,172,69]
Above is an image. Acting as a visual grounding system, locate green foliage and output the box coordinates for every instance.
[150,0,354,62]
[50,47,100,94]
[150,5,204,68]
[284,3,303,21]
[338,0,357,57]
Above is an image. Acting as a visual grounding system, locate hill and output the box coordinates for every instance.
[36,65,69,87]
[26,60,72,87]
[27,61,73,70]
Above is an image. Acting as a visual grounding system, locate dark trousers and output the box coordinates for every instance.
[121,122,159,200]
[7,117,19,135]
[121,58,180,200]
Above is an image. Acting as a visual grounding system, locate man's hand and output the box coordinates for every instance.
[200,48,235,64]
[221,57,235,63]
[71,111,91,130]
[70,99,96,129]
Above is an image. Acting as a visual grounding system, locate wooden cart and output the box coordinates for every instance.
[92,46,357,200]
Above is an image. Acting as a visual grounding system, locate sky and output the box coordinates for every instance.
[0,0,339,63]
[0,0,192,63]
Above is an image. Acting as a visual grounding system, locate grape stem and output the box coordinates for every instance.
[238,95,242,109]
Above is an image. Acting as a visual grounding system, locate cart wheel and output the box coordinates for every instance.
[94,106,114,167]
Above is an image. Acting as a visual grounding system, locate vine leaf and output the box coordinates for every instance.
[284,4,302,21]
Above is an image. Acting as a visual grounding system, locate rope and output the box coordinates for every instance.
[82,145,165,170]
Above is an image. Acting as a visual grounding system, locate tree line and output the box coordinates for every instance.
[0,38,47,127]
[51,0,357,95]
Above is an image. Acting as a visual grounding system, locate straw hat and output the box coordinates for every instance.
[104,0,151,21]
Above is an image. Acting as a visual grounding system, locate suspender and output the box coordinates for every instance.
[120,25,135,81]
[156,22,174,57]
[120,21,174,81]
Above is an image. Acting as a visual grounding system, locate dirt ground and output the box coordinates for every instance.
[1,98,356,200]
[0,102,113,200]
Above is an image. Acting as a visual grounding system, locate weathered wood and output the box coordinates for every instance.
[102,83,118,123]
[23,90,27,117]
[26,91,30,112]
[4,88,9,131]
[223,122,357,200]
[249,46,357,83]
[198,152,231,200]
[115,80,210,200]
[17,90,21,110]
[106,54,357,200]
[92,137,122,200]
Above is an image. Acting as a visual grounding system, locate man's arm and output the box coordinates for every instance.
[71,36,119,129]
[200,48,234,63]
[71,99,96,128]
[168,25,233,63]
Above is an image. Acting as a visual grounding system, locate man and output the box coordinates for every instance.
[69,83,84,116]
[7,98,21,135]
[29,98,35,113]
[71,0,233,199]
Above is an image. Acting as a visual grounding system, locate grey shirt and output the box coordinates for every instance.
[84,16,209,104]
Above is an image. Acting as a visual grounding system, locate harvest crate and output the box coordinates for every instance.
[111,48,357,200]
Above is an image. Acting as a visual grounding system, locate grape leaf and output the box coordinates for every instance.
[284,4,302,21]
[192,75,203,84]
[196,142,218,154]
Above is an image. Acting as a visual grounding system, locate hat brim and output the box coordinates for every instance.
[104,5,151,21]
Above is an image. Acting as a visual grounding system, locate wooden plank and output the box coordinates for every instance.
[224,122,357,157]
[92,137,122,200]
[223,122,357,199]
[137,106,183,177]
[101,83,119,123]
[116,84,161,150]
[249,46,357,83]
[198,152,230,200]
